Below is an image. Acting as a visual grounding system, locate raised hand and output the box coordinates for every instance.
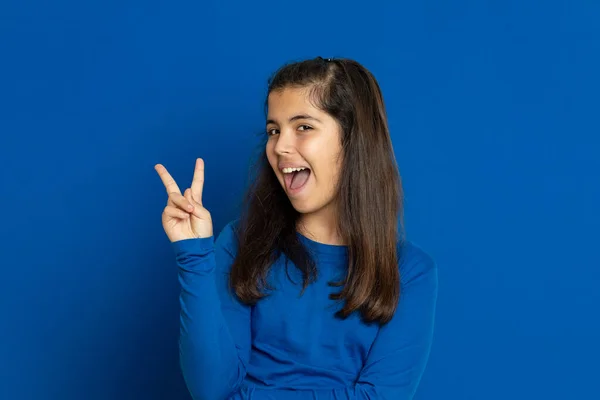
[155,158,213,243]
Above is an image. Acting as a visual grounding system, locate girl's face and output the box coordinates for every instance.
[265,87,343,216]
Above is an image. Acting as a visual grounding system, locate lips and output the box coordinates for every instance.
[278,162,310,171]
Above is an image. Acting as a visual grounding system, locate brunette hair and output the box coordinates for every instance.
[229,56,404,324]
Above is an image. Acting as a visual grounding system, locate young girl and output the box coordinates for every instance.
[155,57,438,400]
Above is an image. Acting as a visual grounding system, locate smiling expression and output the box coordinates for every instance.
[265,86,343,215]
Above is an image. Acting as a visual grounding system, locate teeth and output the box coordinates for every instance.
[282,167,307,174]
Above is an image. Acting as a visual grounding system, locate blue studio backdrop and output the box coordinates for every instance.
[1,1,598,399]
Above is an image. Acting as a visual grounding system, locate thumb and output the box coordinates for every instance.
[184,188,197,206]
[184,189,204,218]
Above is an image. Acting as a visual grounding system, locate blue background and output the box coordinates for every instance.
[1,1,598,399]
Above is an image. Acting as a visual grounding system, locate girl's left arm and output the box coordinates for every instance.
[353,247,439,399]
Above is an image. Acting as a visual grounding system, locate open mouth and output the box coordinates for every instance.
[283,167,311,193]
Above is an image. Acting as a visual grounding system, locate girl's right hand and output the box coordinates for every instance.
[155,158,213,243]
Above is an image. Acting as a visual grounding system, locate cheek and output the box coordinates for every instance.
[326,150,344,190]
[311,150,342,185]
[298,134,342,181]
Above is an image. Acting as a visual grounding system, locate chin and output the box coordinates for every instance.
[288,199,314,214]
[289,197,331,216]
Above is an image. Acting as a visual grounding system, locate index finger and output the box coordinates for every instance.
[191,158,204,204]
[154,164,182,195]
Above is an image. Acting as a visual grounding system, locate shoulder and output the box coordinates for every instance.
[396,239,438,289]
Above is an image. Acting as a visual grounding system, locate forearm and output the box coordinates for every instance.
[175,237,246,400]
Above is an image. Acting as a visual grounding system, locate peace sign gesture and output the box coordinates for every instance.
[155,158,213,243]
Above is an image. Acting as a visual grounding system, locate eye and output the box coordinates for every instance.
[266,128,279,136]
[298,125,313,131]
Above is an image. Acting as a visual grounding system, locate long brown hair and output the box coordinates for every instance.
[229,57,404,324]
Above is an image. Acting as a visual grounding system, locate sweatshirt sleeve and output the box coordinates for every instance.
[352,243,439,400]
[172,221,251,400]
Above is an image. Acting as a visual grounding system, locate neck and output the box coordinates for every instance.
[296,205,345,246]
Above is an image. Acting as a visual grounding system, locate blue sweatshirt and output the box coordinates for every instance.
[172,220,438,400]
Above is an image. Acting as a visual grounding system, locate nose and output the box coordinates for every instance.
[273,128,295,155]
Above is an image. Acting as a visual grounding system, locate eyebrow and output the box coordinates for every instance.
[266,114,322,125]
